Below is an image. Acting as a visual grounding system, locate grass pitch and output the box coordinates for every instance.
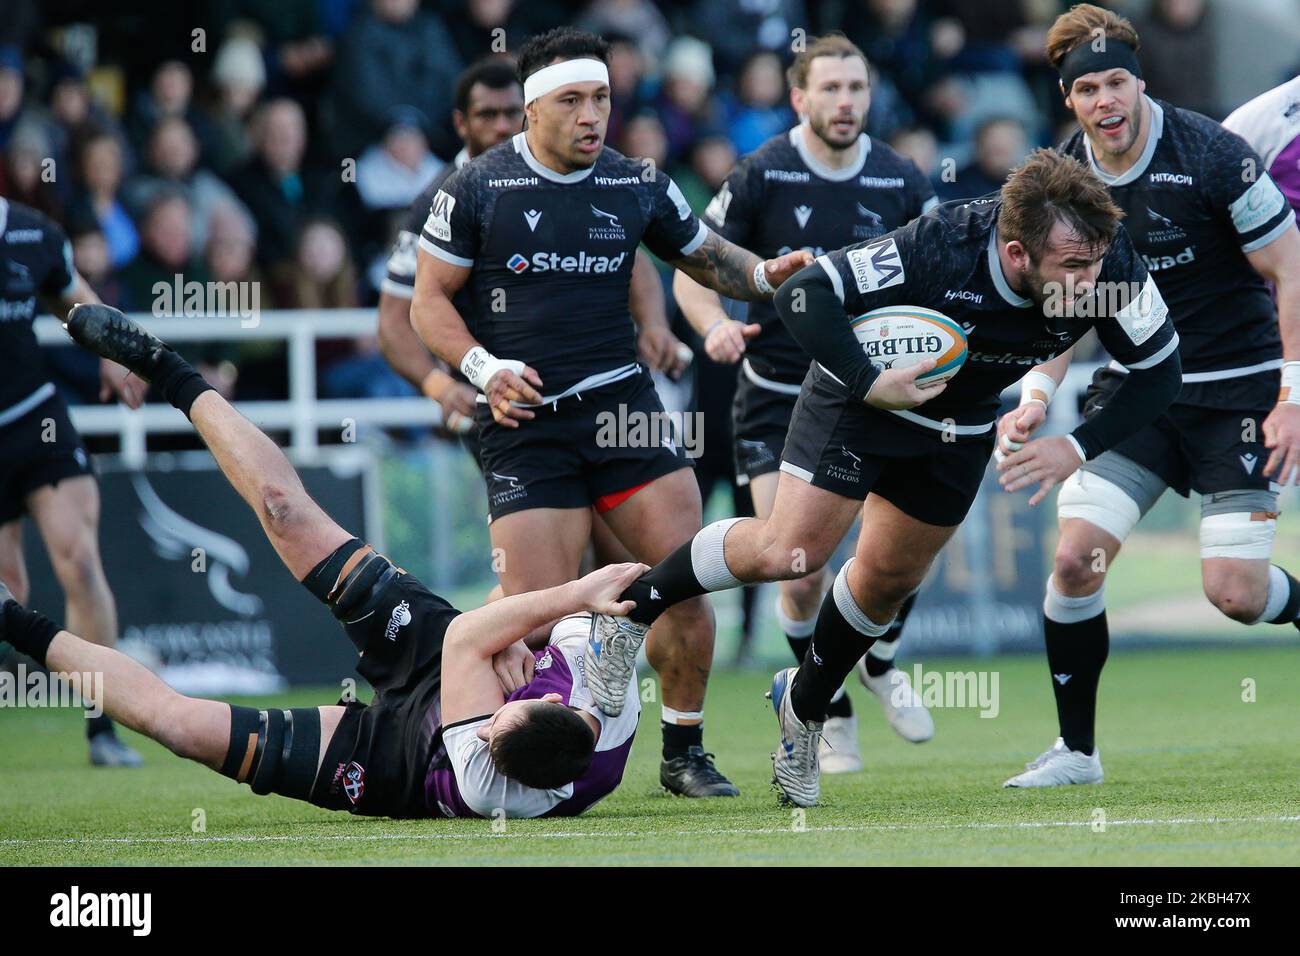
[2,646,1298,866]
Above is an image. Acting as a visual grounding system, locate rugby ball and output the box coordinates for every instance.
[849,305,967,387]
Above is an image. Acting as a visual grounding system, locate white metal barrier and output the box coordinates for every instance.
[35,309,447,467]
[36,308,1107,467]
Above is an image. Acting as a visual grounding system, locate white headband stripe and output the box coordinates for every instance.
[523,59,610,104]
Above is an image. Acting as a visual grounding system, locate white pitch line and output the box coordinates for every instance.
[3,814,1299,847]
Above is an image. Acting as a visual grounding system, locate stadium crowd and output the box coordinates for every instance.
[2,0,1298,406]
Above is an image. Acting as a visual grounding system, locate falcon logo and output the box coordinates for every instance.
[524,209,542,232]
[589,204,626,241]
[794,204,813,229]
[1241,453,1259,475]
[1146,207,1175,227]
[845,237,905,294]
[705,182,733,225]
[507,253,529,273]
[855,203,882,226]
[650,587,661,601]
[590,205,621,228]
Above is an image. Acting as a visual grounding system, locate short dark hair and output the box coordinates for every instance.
[787,32,869,91]
[516,27,609,86]
[489,701,596,790]
[454,57,522,116]
[998,148,1124,260]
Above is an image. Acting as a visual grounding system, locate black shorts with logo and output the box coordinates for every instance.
[0,391,95,524]
[309,560,459,819]
[780,365,995,527]
[732,371,799,486]
[474,368,691,521]
[1081,367,1276,497]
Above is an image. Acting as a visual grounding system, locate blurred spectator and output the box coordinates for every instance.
[327,0,463,159]
[125,60,220,167]
[203,35,267,175]
[0,121,62,220]
[355,108,444,211]
[43,61,122,206]
[66,129,139,270]
[671,131,737,212]
[721,50,795,156]
[206,204,265,293]
[119,192,210,311]
[691,0,808,81]
[1135,0,1217,117]
[231,0,335,99]
[0,44,28,151]
[123,116,256,254]
[442,0,555,64]
[890,125,940,181]
[272,218,357,310]
[935,115,1027,202]
[653,37,720,164]
[230,98,313,271]
[605,33,651,151]
[621,110,670,171]
[580,0,672,66]
[45,218,126,404]
[843,0,938,114]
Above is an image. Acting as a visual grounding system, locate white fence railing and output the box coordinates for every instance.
[36,308,1105,467]
[35,309,447,467]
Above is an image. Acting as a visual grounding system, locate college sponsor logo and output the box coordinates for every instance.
[845,237,904,294]
[589,204,626,240]
[3,228,42,243]
[488,176,538,188]
[1148,172,1193,185]
[859,175,905,188]
[506,250,628,273]
[1231,175,1287,234]
[944,289,982,303]
[793,204,813,229]
[705,182,732,226]
[523,209,542,232]
[764,169,810,182]
[385,600,411,641]
[426,190,455,242]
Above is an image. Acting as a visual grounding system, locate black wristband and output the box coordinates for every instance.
[2,602,62,667]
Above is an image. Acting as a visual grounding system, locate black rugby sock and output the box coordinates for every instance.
[825,689,853,719]
[86,712,116,740]
[790,567,887,724]
[1044,611,1109,755]
[619,519,747,626]
[661,721,703,760]
[150,349,215,420]
[864,591,917,677]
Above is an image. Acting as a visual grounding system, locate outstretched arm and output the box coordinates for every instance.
[667,230,811,302]
[441,563,647,724]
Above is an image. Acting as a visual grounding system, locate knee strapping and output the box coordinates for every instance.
[303,538,400,623]
[1057,471,1142,544]
[221,704,321,801]
[1200,511,1277,560]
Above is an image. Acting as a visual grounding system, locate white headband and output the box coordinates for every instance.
[523,58,610,104]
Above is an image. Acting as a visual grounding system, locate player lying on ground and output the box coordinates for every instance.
[0,304,645,819]
[582,149,1184,806]
[994,5,1300,788]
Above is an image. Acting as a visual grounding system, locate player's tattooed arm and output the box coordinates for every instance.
[668,230,813,302]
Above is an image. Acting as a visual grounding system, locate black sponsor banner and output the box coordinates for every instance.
[26,463,367,689]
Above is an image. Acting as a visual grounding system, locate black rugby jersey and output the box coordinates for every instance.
[815,196,1177,438]
[383,148,468,303]
[420,133,706,395]
[0,199,76,422]
[1061,97,1296,387]
[705,126,936,387]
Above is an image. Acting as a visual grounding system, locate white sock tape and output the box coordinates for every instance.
[1256,564,1291,623]
[775,596,817,638]
[1043,575,1106,623]
[832,559,891,638]
[690,517,746,592]
[661,706,703,725]
[523,58,609,104]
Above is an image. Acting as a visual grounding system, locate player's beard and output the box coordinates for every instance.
[807,109,862,150]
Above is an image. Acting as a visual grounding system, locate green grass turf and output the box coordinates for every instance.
[2,646,1298,866]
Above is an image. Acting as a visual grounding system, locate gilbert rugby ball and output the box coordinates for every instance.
[849,305,967,387]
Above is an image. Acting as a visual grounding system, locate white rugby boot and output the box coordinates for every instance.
[767,667,822,807]
[857,660,935,743]
[818,713,863,774]
[583,613,648,716]
[1002,737,1104,788]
